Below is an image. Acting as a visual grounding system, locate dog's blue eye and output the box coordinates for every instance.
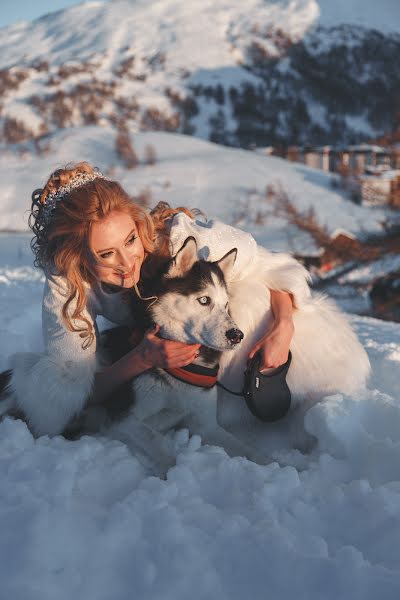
[198,296,211,306]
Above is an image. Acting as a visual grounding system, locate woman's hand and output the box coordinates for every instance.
[248,318,294,370]
[248,289,295,370]
[138,324,201,370]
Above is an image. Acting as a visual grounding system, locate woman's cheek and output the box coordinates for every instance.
[95,264,114,283]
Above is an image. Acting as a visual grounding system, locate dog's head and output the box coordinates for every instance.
[147,237,244,351]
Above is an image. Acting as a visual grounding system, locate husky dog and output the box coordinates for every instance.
[106,236,268,466]
[124,233,370,464]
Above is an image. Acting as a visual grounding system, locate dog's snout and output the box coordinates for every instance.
[226,328,244,344]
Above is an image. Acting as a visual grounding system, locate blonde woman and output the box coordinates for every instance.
[2,162,369,438]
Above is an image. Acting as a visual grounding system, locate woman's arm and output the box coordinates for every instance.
[248,289,295,370]
[92,325,200,404]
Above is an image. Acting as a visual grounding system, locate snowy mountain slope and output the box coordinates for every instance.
[0,232,400,598]
[0,0,399,148]
[0,126,392,246]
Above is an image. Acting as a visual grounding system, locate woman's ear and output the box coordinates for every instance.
[166,236,198,278]
[214,248,237,280]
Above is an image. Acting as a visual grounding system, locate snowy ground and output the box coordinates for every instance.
[1,207,400,596]
[1,256,400,599]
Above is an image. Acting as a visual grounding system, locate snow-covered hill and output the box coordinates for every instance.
[0,0,399,148]
[0,126,391,243]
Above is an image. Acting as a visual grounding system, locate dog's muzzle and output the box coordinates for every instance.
[225,328,244,345]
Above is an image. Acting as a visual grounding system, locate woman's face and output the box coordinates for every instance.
[89,210,145,288]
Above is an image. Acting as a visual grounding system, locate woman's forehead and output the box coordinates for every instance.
[90,211,137,250]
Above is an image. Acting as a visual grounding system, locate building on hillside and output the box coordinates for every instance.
[270,143,400,206]
[280,144,396,174]
[352,167,400,207]
[302,146,332,171]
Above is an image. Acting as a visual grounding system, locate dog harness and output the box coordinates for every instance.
[165,363,219,388]
[128,327,219,388]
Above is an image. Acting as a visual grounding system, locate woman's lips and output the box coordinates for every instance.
[114,269,134,279]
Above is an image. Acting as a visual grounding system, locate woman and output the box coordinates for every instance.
[5,162,302,438]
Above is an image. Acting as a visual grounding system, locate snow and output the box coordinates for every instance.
[1,290,400,597]
[0,2,399,596]
[0,126,391,247]
[0,0,316,70]
[0,0,397,152]
[0,128,400,597]
[339,254,400,286]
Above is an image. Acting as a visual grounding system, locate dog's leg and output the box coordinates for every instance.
[105,414,177,478]
[144,406,191,434]
[192,422,270,466]
[0,370,15,419]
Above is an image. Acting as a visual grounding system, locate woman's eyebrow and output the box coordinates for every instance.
[96,228,137,254]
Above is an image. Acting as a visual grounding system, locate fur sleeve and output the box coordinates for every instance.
[169,213,258,282]
[169,213,312,306]
[253,246,312,308]
[9,273,99,437]
[42,272,98,358]
[10,351,97,437]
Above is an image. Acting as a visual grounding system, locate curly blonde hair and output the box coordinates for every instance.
[30,162,156,347]
[29,163,195,348]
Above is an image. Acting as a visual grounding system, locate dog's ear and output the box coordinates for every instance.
[214,248,237,280]
[166,236,198,278]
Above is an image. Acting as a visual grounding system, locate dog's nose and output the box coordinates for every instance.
[226,328,244,344]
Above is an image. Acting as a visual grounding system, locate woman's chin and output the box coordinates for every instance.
[121,276,137,288]
[107,274,137,288]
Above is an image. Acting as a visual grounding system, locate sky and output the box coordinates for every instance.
[1,0,399,32]
[0,0,105,28]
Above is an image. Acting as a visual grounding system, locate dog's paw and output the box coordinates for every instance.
[169,428,202,453]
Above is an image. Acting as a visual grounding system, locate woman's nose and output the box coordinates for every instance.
[117,249,131,270]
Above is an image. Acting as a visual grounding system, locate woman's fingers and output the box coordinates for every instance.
[145,323,160,339]
[248,339,263,360]
[141,327,201,368]
[163,346,200,367]
[145,325,200,351]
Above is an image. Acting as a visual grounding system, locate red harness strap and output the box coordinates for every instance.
[165,363,219,389]
[128,327,219,389]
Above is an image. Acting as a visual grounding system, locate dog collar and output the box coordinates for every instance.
[165,363,219,388]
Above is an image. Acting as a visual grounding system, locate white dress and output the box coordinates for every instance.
[8,213,369,437]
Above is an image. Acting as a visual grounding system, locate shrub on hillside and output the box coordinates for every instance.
[135,187,152,207]
[141,107,180,131]
[115,126,139,169]
[144,144,157,165]
[2,117,34,144]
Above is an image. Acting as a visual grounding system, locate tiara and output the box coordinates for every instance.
[39,169,106,226]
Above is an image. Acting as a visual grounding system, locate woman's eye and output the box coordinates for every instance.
[126,234,137,246]
[198,296,211,306]
[100,251,113,259]
[225,302,229,310]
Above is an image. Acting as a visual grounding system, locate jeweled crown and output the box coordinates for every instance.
[39,168,106,226]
